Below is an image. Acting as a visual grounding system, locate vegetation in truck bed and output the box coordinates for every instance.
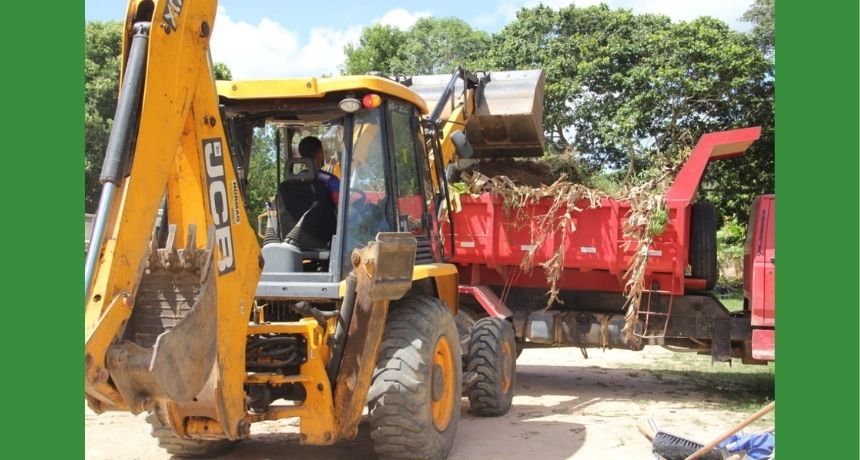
[449,147,691,341]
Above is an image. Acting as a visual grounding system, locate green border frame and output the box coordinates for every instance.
[2,1,84,457]
[777,2,859,459]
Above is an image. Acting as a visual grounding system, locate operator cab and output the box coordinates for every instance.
[218,77,448,299]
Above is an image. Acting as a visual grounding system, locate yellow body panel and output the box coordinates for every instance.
[245,319,337,444]
[217,77,429,114]
[334,262,459,314]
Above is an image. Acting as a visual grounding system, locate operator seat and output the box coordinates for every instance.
[275,158,337,253]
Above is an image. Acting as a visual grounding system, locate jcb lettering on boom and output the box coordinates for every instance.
[203,138,235,274]
[161,0,183,32]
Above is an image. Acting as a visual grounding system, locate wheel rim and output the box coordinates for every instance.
[500,341,513,393]
[430,336,455,431]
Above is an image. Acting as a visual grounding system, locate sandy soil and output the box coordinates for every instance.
[86,346,774,460]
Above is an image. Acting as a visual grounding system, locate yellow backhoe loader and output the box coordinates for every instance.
[84,1,544,458]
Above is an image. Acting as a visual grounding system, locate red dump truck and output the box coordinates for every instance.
[448,128,775,369]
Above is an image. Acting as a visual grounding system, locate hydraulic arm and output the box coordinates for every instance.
[84,0,261,439]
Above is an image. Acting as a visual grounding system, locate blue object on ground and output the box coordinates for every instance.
[719,432,775,459]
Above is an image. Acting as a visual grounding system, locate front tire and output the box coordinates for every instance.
[466,317,516,416]
[368,296,462,460]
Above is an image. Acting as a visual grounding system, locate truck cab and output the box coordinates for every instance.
[744,194,775,361]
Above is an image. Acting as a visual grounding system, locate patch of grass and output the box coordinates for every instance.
[714,284,744,312]
[720,291,744,312]
[641,348,775,411]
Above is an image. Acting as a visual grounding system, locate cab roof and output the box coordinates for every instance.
[216,75,428,114]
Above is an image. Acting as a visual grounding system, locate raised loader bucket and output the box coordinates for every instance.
[411,69,546,158]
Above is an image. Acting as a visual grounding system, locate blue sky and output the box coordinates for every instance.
[85,0,754,79]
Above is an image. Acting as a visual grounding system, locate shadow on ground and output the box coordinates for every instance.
[192,361,772,460]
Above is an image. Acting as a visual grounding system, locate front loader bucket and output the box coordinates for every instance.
[411,69,546,158]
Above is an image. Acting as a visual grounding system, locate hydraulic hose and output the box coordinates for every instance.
[326,272,358,388]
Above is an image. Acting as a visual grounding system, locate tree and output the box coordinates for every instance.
[343,24,405,75]
[741,0,775,56]
[85,20,123,212]
[85,20,235,211]
[244,128,278,223]
[342,18,489,75]
[391,17,490,74]
[213,62,232,80]
[485,4,774,223]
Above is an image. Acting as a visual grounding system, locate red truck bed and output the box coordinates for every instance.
[445,127,762,297]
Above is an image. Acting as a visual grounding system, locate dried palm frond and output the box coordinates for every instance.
[455,148,691,341]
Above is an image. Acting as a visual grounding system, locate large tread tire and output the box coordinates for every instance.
[466,317,516,417]
[689,201,718,291]
[368,295,462,460]
[454,308,482,357]
[146,411,237,459]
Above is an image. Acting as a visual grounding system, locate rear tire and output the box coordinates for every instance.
[689,201,718,291]
[368,295,462,460]
[466,317,516,416]
[454,308,482,357]
[146,411,237,458]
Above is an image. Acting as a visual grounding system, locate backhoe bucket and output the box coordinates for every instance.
[411,69,545,158]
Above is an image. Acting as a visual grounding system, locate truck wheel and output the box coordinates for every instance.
[455,308,481,357]
[466,317,516,416]
[689,201,718,291]
[146,411,237,458]
[368,296,462,460]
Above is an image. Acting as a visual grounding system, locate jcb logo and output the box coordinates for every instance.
[162,0,183,32]
[203,138,236,275]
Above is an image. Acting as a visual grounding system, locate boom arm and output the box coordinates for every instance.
[84,0,260,439]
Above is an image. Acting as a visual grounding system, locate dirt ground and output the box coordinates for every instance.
[86,346,774,460]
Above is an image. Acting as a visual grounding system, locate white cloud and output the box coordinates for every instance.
[209,7,436,79]
[376,8,431,30]
[210,6,361,79]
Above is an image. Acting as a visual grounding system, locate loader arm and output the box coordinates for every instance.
[411,67,546,172]
[84,0,261,440]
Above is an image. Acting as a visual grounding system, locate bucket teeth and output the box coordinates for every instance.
[145,224,211,272]
[180,224,198,270]
[147,227,159,270]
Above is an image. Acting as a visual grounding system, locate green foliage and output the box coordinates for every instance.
[742,0,775,56]
[245,128,278,221]
[392,18,490,74]
[85,21,123,212]
[212,62,232,80]
[343,24,406,75]
[343,18,489,75]
[717,216,746,284]
[485,4,774,224]
[84,20,235,212]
